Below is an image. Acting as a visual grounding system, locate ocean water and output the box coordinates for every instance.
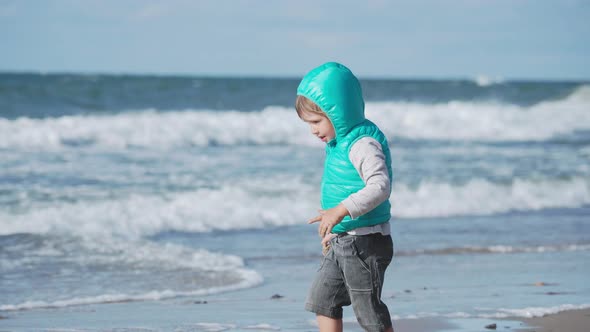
[1,73,589,330]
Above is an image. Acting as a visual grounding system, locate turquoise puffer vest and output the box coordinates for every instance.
[297,62,392,233]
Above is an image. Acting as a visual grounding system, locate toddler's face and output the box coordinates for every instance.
[300,110,335,143]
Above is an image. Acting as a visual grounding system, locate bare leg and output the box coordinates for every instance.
[316,314,342,332]
[317,315,394,332]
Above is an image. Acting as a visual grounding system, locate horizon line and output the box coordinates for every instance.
[0,69,589,84]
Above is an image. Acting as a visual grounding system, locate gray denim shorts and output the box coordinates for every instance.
[305,233,394,332]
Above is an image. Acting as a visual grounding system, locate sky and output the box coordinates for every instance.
[1,0,589,80]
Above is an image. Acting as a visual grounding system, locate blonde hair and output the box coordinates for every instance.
[295,95,325,118]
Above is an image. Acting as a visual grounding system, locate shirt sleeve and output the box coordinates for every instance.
[341,137,391,219]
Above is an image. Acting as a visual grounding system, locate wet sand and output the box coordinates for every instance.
[511,308,590,332]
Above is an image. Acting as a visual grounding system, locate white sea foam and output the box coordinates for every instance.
[487,244,590,253]
[0,177,318,238]
[474,75,504,87]
[384,303,590,320]
[0,268,262,312]
[243,324,281,330]
[73,239,247,272]
[0,238,263,311]
[1,86,589,149]
[0,176,587,238]
[393,176,590,218]
[398,243,590,257]
[369,85,590,142]
[0,276,265,312]
[189,323,237,332]
[0,107,314,150]
[480,303,590,318]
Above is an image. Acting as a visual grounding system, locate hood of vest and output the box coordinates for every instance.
[296,62,365,143]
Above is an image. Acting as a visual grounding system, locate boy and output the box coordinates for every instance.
[296,62,394,332]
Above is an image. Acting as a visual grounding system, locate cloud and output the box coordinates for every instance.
[133,2,172,20]
[281,3,324,22]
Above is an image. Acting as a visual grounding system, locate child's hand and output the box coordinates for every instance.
[307,204,349,238]
[321,233,337,248]
[321,233,337,255]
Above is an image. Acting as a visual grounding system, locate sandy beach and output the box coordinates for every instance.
[508,308,590,332]
[391,308,590,332]
[0,292,588,331]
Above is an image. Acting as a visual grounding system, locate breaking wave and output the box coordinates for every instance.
[1,86,589,150]
[1,176,588,238]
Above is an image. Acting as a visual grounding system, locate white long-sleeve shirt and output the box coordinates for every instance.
[340,136,391,235]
